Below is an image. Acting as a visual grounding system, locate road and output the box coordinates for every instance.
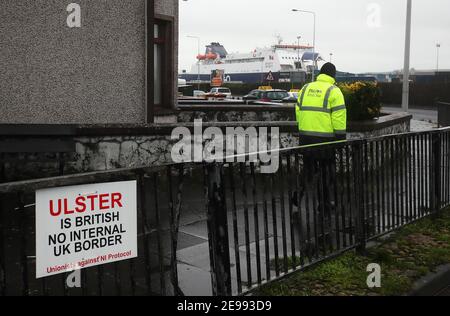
[383,105,438,124]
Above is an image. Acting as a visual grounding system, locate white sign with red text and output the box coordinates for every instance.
[35,181,137,278]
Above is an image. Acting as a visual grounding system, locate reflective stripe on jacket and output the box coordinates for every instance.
[296,74,347,138]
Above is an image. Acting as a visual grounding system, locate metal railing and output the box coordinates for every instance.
[205,128,450,295]
[438,102,450,127]
[0,128,449,296]
[0,165,191,296]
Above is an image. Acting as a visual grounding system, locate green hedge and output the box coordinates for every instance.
[338,82,382,121]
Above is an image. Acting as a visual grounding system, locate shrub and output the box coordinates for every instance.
[338,81,382,121]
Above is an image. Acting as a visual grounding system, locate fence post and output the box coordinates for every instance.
[431,132,442,216]
[206,163,232,296]
[352,141,367,254]
[0,154,5,184]
[0,194,5,296]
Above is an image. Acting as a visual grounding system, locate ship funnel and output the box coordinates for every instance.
[206,42,228,59]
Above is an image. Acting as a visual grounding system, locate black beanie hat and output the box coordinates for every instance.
[320,62,337,78]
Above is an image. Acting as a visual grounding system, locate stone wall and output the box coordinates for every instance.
[347,112,412,139]
[70,123,298,172]
[0,112,412,181]
[0,123,297,181]
[72,135,174,172]
[68,111,412,172]
[348,121,411,139]
[178,104,295,123]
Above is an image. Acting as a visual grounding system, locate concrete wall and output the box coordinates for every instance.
[348,121,411,140]
[1,117,410,179]
[72,128,296,172]
[70,117,411,173]
[178,104,295,123]
[0,0,178,124]
[0,112,412,181]
[0,123,297,181]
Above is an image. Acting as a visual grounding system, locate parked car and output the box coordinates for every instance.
[244,89,291,103]
[208,87,232,99]
[288,91,299,99]
[284,91,299,103]
[242,89,264,102]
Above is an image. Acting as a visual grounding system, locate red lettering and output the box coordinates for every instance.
[75,196,86,213]
[86,195,98,211]
[111,193,123,208]
[49,200,61,217]
[99,194,109,210]
[48,192,123,217]
[64,199,74,215]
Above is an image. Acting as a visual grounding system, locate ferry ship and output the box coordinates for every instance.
[179,41,321,85]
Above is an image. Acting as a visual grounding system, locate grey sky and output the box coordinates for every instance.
[179,0,450,74]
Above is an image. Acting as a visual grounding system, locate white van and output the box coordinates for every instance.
[193,90,206,98]
[209,87,232,98]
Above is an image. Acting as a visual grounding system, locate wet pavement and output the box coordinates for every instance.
[383,106,438,124]
[173,159,435,295]
[410,120,438,132]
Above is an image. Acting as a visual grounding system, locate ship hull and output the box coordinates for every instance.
[179,72,290,85]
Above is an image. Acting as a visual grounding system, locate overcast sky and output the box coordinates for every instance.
[179,0,450,74]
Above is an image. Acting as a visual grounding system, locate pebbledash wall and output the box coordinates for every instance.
[0,0,178,124]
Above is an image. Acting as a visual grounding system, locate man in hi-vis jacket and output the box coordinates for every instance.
[293,63,347,253]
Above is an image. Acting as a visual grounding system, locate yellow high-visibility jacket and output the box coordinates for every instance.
[296,74,347,139]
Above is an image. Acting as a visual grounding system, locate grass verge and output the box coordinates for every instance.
[255,208,450,296]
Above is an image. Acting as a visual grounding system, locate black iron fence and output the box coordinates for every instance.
[438,102,450,127]
[208,128,450,295]
[0,165,193,296]
[0,128,449,296]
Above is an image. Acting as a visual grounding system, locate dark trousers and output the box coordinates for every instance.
[299,135,338,214]
[297,136,338,251]
[301,150,336,216]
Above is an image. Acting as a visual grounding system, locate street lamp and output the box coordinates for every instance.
[436,43,441,73]
[292,9,316,81]
[187,35,201,90]
[402,0,412,112]
[297,35,302,69]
